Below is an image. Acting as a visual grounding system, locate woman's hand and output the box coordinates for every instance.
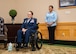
[46,22,54,26]
[48,22,54,25]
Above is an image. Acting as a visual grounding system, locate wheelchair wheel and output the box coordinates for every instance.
[35,31,43,50]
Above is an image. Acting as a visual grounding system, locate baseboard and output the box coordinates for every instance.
[0,39,76,46]
[54,40,76,46]
[42,39,76,46]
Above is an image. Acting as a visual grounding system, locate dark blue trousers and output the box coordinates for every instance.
[17,29,34,44]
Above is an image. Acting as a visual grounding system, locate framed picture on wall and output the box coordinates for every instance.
[59,0,76,8]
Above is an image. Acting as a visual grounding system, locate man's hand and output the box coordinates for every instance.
[22,28,27,34]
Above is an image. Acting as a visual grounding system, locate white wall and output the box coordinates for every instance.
[0,0,76,23]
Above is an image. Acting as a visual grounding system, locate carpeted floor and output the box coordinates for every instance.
[0,43,76,54]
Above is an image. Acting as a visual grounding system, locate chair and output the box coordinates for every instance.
[0,17,8,48]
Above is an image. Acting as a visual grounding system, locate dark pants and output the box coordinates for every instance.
[17,29,35,44]
[48,26,56,44]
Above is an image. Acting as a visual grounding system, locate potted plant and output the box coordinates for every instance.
[9,9,17,24]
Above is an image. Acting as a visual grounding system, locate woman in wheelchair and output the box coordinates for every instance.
[16,11,37,50]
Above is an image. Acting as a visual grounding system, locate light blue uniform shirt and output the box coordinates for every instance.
[45,11,57,27]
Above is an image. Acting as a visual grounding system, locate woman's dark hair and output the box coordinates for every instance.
[49,5,53,9]
[29,11,33,15]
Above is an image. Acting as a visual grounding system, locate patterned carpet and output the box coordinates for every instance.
[0,43,76,54]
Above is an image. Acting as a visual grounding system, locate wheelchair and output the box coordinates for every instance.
[14,23,43,51]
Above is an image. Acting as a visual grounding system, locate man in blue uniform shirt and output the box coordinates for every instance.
[45,5,58,44]
[17,11,37,50]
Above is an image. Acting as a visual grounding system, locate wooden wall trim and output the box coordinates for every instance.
[39,22,76,26]
[39,22,76,41]
[57,22,76,26]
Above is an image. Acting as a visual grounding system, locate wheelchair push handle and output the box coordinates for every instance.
[35,23,39,29]
[36,23,39,25]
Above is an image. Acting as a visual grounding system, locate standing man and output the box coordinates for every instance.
[45,5,57,44]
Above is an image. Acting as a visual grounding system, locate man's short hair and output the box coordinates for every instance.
[29,11,33,15]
